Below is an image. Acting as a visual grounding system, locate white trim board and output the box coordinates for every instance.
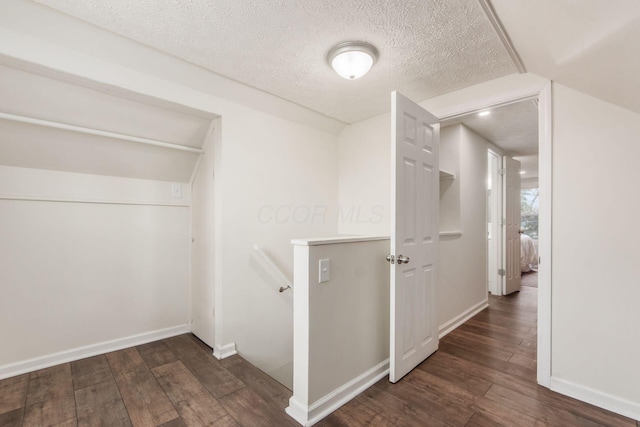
[431,79,553,388]
[476,0,526,73]
[0,324,190,380]
[550,378,640,422]
[213,342,237,360]
[0,111,204,154]
[286,359,389,426]
[0,194,190,207]
[439,300,489,339]
[536,83,553,388]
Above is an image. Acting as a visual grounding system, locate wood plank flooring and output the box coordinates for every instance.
[0,334,296,426]
[1,286,637,426]
[521,271,538,288]
[318,286,638,427]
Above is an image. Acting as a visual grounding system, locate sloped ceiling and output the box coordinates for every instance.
[0,64,214,182]
[491,0,640,115]
[33,0,518,124]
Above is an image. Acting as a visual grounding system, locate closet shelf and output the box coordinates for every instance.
[439,169,455,180]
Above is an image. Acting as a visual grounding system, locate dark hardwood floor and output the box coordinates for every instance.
[1,287,637,426]
[318,286,638,427]
[0,334,296,426]
[521,271,538,288]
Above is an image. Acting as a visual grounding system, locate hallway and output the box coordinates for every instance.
[1,287,637,426]
[319,287,636,426]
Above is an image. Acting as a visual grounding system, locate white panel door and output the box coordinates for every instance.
[390,91,439,383]
[503,156,521,295]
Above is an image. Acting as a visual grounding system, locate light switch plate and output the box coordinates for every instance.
[319,259,330,283]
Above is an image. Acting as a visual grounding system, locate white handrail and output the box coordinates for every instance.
[0,112,204,154]
[252,244,293,292]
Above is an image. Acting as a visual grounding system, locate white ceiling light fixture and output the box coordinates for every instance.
[328,41,378,80]
[478,111,491,117]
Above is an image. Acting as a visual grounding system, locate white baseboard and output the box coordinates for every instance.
[550,377,640,422]
[213,342,237,360]
[439,299,488,339]
[286,359,389,426]
[0,324,191,380]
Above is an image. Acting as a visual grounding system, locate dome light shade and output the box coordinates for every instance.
[328,42,378,80]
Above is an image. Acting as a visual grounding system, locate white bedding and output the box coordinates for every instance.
[521,233,538,273]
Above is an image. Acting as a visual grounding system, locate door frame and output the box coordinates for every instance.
[502,156,522,295]
[430,82,552,387]
[487,148,503,296]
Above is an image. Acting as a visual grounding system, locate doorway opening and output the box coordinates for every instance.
[438,89,550,385]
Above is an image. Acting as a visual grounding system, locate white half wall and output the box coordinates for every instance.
[551,84,640,418]
[288,237,390,426]
[0,166,190,377]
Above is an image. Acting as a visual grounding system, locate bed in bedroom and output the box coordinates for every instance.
[521,232,538,273]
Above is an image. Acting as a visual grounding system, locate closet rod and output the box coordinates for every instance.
[0,112,204,154]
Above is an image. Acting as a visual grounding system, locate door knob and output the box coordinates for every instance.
[386,254,395,264]
[397,255,410,264]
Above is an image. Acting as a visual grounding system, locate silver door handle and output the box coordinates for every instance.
[386,254,395,264]
[397,255,410,264]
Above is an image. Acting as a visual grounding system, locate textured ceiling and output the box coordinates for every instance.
[34,0,518,124]
[442,99,539,179]
[443,100,538,156]
[514,155,538,180]
[491,0,640,115]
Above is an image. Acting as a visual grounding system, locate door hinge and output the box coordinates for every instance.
[498,269,506,276]
[498,168,506,176]
[499,218,506,226]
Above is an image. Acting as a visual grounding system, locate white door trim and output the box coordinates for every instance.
[487,148,502,296]
[502,156,522,295]
[432,81,553,388]
[536,83,552,387]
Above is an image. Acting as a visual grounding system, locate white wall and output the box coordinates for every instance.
[438,125,489,333]
[551,84,640,413]
[439,126,461,233]
[338,113,390,236]
[218,110,339,388]
[0,2,342,388]
[337,117,490,338]
[0,166,190,376]
[521,178,539,189]
[288,237,390,425]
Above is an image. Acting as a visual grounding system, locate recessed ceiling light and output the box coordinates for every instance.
[478,111,491,117]
[520,170,526,174]
[327,41,378,80]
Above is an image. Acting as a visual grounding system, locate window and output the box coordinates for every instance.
[521,188,539,239]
